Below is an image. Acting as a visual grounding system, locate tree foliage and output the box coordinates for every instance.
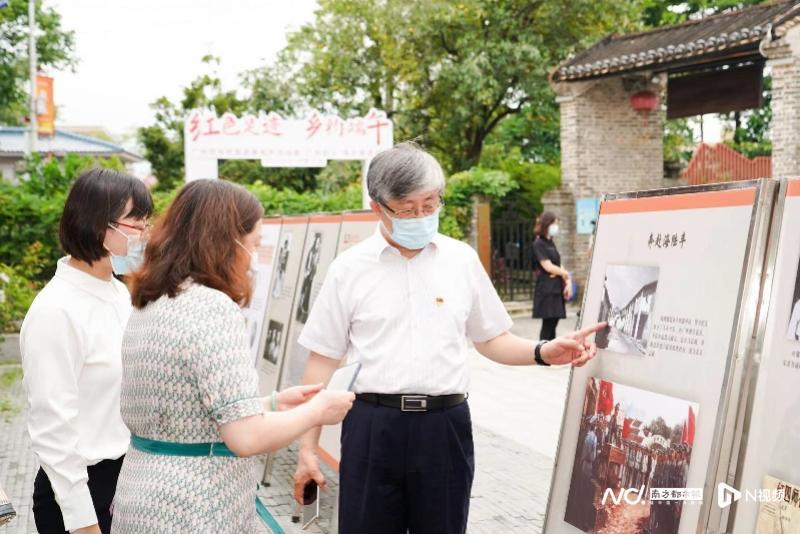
[0,0,76,123]
[478,144,560,217]
[270,0,639,172]
[441,167,517,240]
[136,1,650,199]
[641,0,765,27]
[663,118,694,164]
[0,154,124,281]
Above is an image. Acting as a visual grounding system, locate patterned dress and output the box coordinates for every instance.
[111,282,265,533]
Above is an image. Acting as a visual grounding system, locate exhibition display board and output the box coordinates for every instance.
[279,214,343,390]
[257,216,309,397]
[335,210,380,254]
[242,218,282,367]
[317,211,380,471]
[544,181,774,534]
[727,179,800,533]
[259,211,379,486]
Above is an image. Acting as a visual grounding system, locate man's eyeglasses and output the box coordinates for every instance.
[380,199,444,219]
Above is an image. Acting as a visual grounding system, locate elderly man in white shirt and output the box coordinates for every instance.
[293,142,604,534]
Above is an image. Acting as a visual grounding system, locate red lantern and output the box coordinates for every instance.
[630,90,659,112]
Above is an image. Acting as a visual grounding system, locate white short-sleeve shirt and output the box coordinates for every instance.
[298,228,513,395]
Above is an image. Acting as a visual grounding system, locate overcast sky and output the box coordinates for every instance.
[48,0,318,138]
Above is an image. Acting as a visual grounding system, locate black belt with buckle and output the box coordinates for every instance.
[356,393,467,412]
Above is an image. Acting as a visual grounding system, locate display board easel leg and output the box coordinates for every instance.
[260,453,276,486]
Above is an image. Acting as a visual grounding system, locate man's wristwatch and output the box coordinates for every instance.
[534,339,551,366]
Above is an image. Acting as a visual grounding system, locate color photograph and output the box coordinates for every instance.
[564,377,698,534]
[595,265,659,356]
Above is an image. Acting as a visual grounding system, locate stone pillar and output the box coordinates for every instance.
[468,195,492,275]
[545,74,666,298]
[765,25,800,180]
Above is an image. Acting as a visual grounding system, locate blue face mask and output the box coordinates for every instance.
[385,209,440,250]
[108,226,146,275]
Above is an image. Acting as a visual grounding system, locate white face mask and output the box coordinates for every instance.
[549,224,560,237]
[381,207,441,250]
[106,225,147,275]
[236,240,259,275]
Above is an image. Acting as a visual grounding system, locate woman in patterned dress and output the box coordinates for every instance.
[111,180,354,532]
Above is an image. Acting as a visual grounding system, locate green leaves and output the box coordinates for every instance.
[663,118,694,165]
[0,246,43,333]
[440,166,517,239]
[257,0,636,173]
[0,0,75,123]
[0,154,119,282]
[245,181,362,217]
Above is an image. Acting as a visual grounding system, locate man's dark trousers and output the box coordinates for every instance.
[339,398,475,534]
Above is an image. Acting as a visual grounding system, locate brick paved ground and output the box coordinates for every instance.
[0,313,578,533]
[0,364,37,533]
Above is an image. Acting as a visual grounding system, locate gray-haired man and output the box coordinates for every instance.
[294,142,604,533]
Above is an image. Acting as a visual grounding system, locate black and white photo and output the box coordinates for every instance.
[271,234,292,299]
[295,232,323,324]
[787,255,800,342]
[263,319,284,365]
[595,265,659,356]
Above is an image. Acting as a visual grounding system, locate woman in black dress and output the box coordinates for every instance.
[532,212,572,340]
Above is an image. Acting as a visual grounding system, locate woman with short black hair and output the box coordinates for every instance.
[532,212,572,340]
[20,168,153,534]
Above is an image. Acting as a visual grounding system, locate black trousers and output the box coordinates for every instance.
[540,317,560,341]
[33,456,124,534]
[339,399,475,534]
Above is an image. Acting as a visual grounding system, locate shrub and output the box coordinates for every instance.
[0,243,45,333]
[442,168,517,240]
[0,154,122,283]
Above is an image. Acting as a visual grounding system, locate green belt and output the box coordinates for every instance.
[130,435,284,534]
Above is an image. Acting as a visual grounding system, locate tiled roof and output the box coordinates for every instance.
[553,0,800,82]
[0,127,142,162]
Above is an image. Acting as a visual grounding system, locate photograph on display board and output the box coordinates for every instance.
[245,317,259,355]
[595,265,659,356]
[271,234,292,299]
[296,232,323,324]
[756,475,800,534]
[263,320,284,365]
[787,254,800,342]
[564,377,698,534]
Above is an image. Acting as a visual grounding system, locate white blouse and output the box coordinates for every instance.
[20,257,131,531]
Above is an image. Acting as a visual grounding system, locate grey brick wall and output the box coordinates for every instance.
[766,26,800,181]
[544,75,686,297]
